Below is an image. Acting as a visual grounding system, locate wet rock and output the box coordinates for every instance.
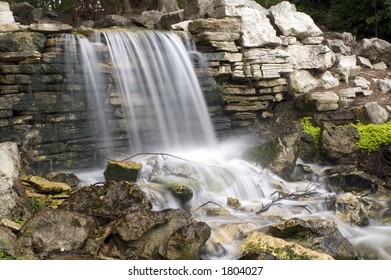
[203,207,231,217]
[269,1,323,39]
[325,167,379,193]
[239,231,333,260]
[112,209,211,259]
[103,160,142,182]
[321,122,359,159]
[267,218,358,259]
[335,192,370,227]
[19,208,97,256]
[353,38,391,66]
[0,142,30,220]
[243,133,299,179]
[227,197,241,209]
[61,181,151,221]
[153,175,196,203]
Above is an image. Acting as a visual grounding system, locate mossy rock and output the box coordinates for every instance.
[153,176,195,203]
[103,160,142,182]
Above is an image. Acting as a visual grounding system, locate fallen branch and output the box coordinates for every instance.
[193,201,223,214]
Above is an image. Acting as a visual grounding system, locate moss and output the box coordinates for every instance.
[353,122,391,153]
[0,251,24,260]
[300,117,321,148]
[243,138,281,168]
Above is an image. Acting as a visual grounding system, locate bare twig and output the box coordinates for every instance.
[193,201,223,214]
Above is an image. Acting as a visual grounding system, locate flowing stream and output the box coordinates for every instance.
[67,30,391,260]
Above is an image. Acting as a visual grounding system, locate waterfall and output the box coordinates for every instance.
[69,30,217,156]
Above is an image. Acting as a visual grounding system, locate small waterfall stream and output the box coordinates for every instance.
[67,30,391,260]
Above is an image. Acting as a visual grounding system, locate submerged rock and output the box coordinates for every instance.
[335,192,370,227]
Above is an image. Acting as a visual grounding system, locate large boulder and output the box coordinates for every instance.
[0,1,15,24]
[364,102,389,124]
[184,0,214,20]
[60,181,151,220]
[286,45,335,70]
[243,133,299,179]
[94,14,129,28]
[267,218,358,259]
[0,32,46,52]
[353,38,391,66]
[0,142,30,220]
[18,208,97,256]
[289,70,319,95]
[133,10,164,29]
[321,122,359,159]
[103,160,142,182]
[269,1,323,39]
[111,208,211,259]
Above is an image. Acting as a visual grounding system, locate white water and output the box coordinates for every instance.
[69,30,391,260]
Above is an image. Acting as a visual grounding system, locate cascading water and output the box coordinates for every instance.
[68,30,391,260]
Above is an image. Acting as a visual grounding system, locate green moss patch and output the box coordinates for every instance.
[300,117,321,148]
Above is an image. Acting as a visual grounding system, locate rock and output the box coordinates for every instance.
[378,78,391,94]
[239,231,333,260]
[94,14,129,28]
[301,36,324,45]
[158,10,184,30]
[103,160,142,182]
[364,102,389,124]
[243,133,299,179]
[0,32,46,52]
[61,181,151,220]
[22,174,72,194]
[184,0,214,20]
[171,20,192,31]
[213,0,269,18]
[353,38,391,66]
[301,91,339,112]
[319,71,340,89]
[238,7,281,47]
[43,172,81,188]
[269,1,323,39]
[372,61,387,70]
[267,218,358,259]
[1,218,22,231]
[0,142,30,220]
[321,122,359,159]
[188,17,241,34]
[0,2,14,24]
[325,39,351,55]
[356,56,373,69]
[133,10,164,29]
[335,193,369,227]
[335,32,355,43]
[112,208,211,259]
[0,23,20,32]
[19,208,97,256]
[227,197,241,209]
[28,22,73,34]
[203,207,231,217]
[153,175,197,203]
[336,55,361,83]
[152,0,179,13]
[0,226,17,257]
[10,2,35,19]
[353,76,371,89]
[325,167,379,193]
[286,45,335,70]
[289,70,319,95]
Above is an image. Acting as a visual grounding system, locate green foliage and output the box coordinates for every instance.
[353,122,391,152]
[0,251,24,260]
[300,117,321,148]
[177,0,187,9]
